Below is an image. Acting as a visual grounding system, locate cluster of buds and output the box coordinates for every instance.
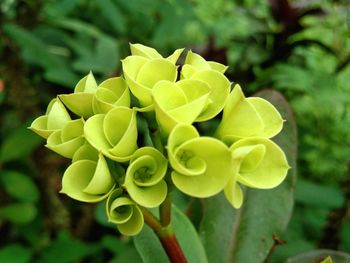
[30,44,290,236]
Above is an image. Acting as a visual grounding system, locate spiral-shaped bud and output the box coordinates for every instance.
[92,77,130,114]
[215,85,284,144]
[59,72,98,119]
[167,124,233,198]
[224,137,290,208]
[152,79,211,136]
[46,118,85,158]
[106,188,144,236]
[84,107,138,162]
[61,153,115,202]
[30,98,71,139]
[124,147,168,208]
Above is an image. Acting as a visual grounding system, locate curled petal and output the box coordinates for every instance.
[124,147,168,208]
[92,77,130,114]
[46,118,85,158]
[231,137,290,189]
[106,189,144,236]
[61,154,115,202]
[152,79,210,136]
[59,72,98,118]
[29,98,71,139]
[168,124,233,198]
[122,56,177,106]
[216,85,283,143]
[224,178,243,209]
[84,107,137,162]
[72,143,99,162]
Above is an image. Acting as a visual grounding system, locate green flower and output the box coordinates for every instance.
[61,152,115,202]
[224,137,290,208]
[46,118,85,158]
[216,85,284,144]
[181,51,231,121]
[152,79,211,136]
[167,124,233,198]
[92,77,130,114]
[29,98,71,139]
[122,44,182,107]
[106,188,144,236]
[59,72,98,119]
[124,147,168,208]
[84,107,138,162]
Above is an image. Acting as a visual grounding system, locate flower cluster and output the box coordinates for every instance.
[30,43,290,236]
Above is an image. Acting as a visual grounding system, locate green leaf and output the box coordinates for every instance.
[0,123,42,162]
[0,203,37,224]
[37,231,100,263]
[134,205,208,263]
[199,89,297,263]
[0,244,32,263]
[0,171,39,202]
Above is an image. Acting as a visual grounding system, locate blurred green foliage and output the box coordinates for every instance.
[0,0,349,262]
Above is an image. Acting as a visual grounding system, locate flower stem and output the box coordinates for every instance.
[160,195,172,227]
[142,208,187,263]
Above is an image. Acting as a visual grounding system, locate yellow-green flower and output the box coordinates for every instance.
[59,72,98,119]
[152,79,211,136]
[46,118,85,158]
[106,188,144,236]
[61,152,115,202]
[29,98,71,139]
[224,137,290,208]
[122,44,182,107]
[216,85,284,144]
[84,107,137,162]
[92,77,130,114]
[181,51,231,121]
[124,147,168,208]
[168,124,233,198]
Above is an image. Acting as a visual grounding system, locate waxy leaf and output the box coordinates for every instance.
[199,89,297,263]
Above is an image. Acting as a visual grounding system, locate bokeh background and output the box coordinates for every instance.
[0,0,350,262]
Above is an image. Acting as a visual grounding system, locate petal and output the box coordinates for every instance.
[247,97,283,138]
[47,99,71,130]
[60,118,84,142]
[224,178,243,208]
[184,50,211,71]
[117,205,144,236]
[29,115,52,139]
[208,61,228,73]
[46,131,85,158]
[231,138,290,189]
[130,43,162,59]
[170,132,232,197]
[61,160,114,202]
[72,143,99,162]
[84,114,112,152]
[83,154,115,195]
[167,48,185,64]
[74,71,98,93]
[59,93,94,118]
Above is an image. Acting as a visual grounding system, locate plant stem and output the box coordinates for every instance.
[160,195,172,227]
[142,208,187,263]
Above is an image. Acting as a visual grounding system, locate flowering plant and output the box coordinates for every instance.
[30,43,290,262]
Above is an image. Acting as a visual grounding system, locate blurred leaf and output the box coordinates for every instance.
[94,201,115,228]
[73,36,119,75]
[0,124,42,162]
[0,244,32,263]
[295,179,345,208]
[0,170,39,202]
[101,235,129,254]
[95,0,126,34]
[199,90,297,263]
[37,231,100,263]
[340,221,350,251]
[109,246,143,263]
[134,205,208,263]
[134,226,170,263]
[0,203,37,224]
